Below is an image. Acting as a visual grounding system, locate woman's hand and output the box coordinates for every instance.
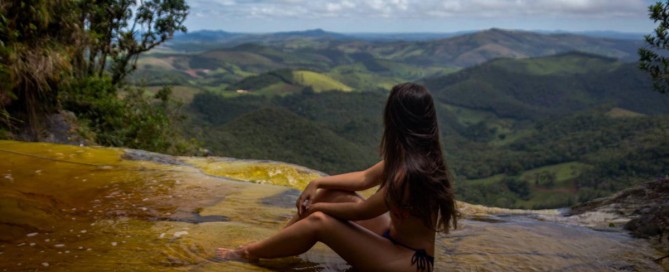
[296,180,319,216]
[302,202,323,218]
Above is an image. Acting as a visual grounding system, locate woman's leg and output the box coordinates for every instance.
[218,211,415,271]
[284,189,390,235]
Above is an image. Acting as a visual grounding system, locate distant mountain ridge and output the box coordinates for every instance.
[173,28,644,42]
[369,28,641,66]
[167,28,641,68]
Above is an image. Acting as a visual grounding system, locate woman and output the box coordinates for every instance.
[217,83,458,272]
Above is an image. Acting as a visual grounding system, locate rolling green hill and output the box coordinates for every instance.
[355,28,640,67]
[132,42,457,95]
[187,106,378,173]
[422,52,669,120]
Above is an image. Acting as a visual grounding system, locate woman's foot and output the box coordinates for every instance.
[216,247,259,263]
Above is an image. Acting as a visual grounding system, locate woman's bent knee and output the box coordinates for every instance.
[306,211,330,223]
[305,211,341,238]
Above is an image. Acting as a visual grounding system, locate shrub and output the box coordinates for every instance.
[61,76,197,154]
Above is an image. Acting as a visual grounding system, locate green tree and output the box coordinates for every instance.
[1,0,188,136]
[1,0,193,154]
[503,176,530,200]
[75,0,189,85]
[639,1,669,94]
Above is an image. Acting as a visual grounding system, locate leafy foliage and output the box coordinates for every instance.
[61,77,195,154]
[639,1,669,94]
[0,0,194,155]
[0,0,81,132]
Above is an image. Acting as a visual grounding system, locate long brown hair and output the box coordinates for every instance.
[380,82,457,233]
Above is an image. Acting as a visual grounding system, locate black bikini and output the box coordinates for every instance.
[382,230,434,272]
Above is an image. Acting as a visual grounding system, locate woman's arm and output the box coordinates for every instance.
[314,161,384,191]
[307,186,388,221]
[296,161,383,216]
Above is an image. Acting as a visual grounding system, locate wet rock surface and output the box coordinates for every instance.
[260,189,300,208]
[0,140,667,271]
[122,149,188,166]
[569,179,669,248]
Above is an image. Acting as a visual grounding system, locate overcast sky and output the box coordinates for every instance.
[185,0,658,33]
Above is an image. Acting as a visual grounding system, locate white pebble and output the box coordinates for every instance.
[17,243,25,247]
[80,230,87,233]
[159,233,165,239]
[26,232,38,237]
[111,242,117,246]
[29,243,35,247]
[54,244,65,248]
[45,239,50,242]
[42,262,49,267]
[173,231,188,238]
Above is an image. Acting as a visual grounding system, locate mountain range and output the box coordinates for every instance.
[166,28,642,67]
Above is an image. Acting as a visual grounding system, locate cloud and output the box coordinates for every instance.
[189,0,648,19]
[184,0,653,32]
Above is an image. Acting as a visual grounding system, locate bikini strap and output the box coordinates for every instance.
[411,249,434,272]
[383,230,434,272]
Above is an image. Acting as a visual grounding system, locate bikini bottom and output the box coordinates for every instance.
[382,230,434,272]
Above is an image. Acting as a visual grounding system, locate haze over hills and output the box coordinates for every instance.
[163,28,641,69]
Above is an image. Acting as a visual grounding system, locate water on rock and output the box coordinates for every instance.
[0,141,665,271]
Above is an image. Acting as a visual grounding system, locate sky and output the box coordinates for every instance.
[184,0,659,33]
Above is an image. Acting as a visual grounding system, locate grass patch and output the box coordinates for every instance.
[520,162,591,184]
[292,70,353,92]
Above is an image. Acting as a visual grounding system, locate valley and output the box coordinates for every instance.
[131,28,669,209]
